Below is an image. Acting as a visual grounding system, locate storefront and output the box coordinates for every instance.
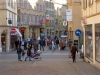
[11,28,22,49]
[84,23,100,70]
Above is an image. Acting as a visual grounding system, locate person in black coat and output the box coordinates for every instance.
[17,45,22,61]
[55,38,59,49]
[39,39,44,51]
[24,40,27,50]
[71,44,78,62]
[25,45,31,61]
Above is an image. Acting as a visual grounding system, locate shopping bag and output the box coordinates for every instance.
[69,53,72,58]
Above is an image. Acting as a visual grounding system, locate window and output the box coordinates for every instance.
[40,5,42,11]
[8,0,10,6]
[24,1,27,8]
[26,14,30,24]
[31,15,33,22]
[22,13,25,22]
[35,15,37,22]
[11,0,13,8]
[43,16,45,23]
[37,15,39,23]
[95,24,100,62]
[85,25,93,60]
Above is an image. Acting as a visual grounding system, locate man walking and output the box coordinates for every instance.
[39,39,44,51]
[17,45,22,61]
[71,44,78,62]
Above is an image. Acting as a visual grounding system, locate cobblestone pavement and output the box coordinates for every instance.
[0,47,100,75]
[0,60,100,75]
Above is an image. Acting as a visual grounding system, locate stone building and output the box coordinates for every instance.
[0,0,17,52]
[17,0,46,40]
[54,5,67,37]
[67,0,83,49]
[44,0,55,37]
[82,0,100,70]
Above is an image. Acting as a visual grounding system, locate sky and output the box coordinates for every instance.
[54,0,67,9]
[28,0,67,9]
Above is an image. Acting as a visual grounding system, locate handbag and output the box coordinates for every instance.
[69,53,72,58]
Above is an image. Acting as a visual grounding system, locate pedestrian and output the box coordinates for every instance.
[17,45,22,61]
[33,39,38,54]
[21,50,26,61]
[47,39,51,49]
[24,40,27,50]
[55,38,59,49]
[39,39,44,51]
[25,45,32,61]
[68,39,72,49]
[71,43,78,63]
[28,37,30,44]
[51,39,55,51]
[59,39,63,51]
[15,40,18,49]
[62,40,66,50]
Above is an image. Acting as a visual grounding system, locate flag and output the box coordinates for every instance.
[55,18,58,25]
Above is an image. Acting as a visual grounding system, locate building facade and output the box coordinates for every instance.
[67,0,83,49]
[0,0,17,52]
[17,0,46,40]
[82,0,100,70]
[45,0,55,37]
[54,5,67,37]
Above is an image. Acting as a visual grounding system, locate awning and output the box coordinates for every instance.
[61,35,67,38]
[11,28,22,37]
[15,28,22,37]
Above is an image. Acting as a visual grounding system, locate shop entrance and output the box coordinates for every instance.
[1,31,6,52]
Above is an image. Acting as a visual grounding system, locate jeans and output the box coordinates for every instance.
[18,53,21,60]
[25,56,31,61]
[40,45,44,51]
[52,45,55,51]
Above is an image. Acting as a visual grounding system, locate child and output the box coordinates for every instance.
[21,50,26,61]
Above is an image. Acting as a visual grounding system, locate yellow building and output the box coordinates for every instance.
[67,0,83,48]
[17,0,45,40]
[82,0,100,70]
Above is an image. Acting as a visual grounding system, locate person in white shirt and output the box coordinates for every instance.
[51,39,55,51]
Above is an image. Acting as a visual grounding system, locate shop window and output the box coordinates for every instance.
[95,24,100,62]
[85,25,93,60]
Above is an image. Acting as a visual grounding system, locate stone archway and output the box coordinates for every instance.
[0,28,11,52]
[0,28,7,52]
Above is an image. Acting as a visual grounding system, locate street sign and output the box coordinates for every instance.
[75,29,82,37]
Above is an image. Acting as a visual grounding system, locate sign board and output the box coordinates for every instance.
[66,9,72,21]
[74,40,78,45]
[75,29,82,37]
[66,9,72,15]
[67,16,72,21]
[46,15,49,20]
[63,21,67,26]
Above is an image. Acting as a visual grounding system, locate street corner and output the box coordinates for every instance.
[0,66,66,75]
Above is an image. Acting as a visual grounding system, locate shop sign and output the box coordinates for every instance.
[11,28,16,33]
[20,27,25,32]
[74,40,78,45]
[63,21,67,26]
